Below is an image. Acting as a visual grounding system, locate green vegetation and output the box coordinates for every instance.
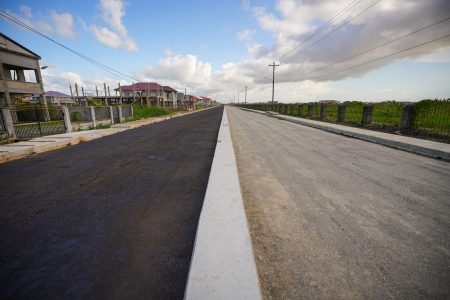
[325,104,338,122]
[88,98,105,106]
[343,101,364,124]
[372,101,404,126]
[89,123,111,130]
[131,105,170,120]
[413,99,450,133]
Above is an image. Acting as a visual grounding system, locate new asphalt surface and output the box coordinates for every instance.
[0,106,223,300]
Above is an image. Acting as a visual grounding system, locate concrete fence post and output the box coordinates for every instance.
[361,105,374,127]
[109,106,115,125]
[118,106,124,123]
[130,105,134,118]
[307,104,313,118]
[1,108,16,139]
[62,106,72,133]
[399,104,414,132]
[320,104,327,120]
[337,104,346,122]
[89,106,97,128]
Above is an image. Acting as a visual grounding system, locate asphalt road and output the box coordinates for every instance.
[227,107,450,299]
[0,107,223,300]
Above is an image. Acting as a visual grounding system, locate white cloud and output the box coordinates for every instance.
[6,6,76,38]
[237,29,256,41]
[41,65,128,95]
[242,0,251,11]
[135,52,212,89]
[50,11,75,38]
[88,0,139,52]
[250,0,450,83]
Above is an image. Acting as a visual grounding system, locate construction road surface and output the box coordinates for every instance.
[227,106,450,299]
[0,107,223,299]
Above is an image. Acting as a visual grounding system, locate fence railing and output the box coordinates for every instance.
[11,105,66,139]
[121,106,133,119]
[1,104,135,140]
[68,107,92,122]
[237,100,450,142]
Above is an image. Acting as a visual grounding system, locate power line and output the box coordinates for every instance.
[278,0,364,62]
[0,10,139,82]
[302,34,450,81]
[284,0,381,61]
[294,16,450,80]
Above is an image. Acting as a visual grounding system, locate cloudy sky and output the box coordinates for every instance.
[1,0,449,102]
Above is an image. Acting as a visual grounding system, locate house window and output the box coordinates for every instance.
[10,69,18,80]
[24,70,37,83]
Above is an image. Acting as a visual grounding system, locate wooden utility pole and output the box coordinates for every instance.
[75,83,79,105]
[69,84,73,101]
[132,82,136,104]
[103,82,108,106]
[244,85,247,104]
[269,61,280,110]
[118,82,122,105]
[147,82,150,106]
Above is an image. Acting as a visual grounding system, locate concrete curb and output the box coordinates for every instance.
[184,107,262,300]
[0,108,214,164]
[240,107,450,161]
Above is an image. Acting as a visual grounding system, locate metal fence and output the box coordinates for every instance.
[412,99,450,137]
[12,105,66,139]
[112,106,120,123]
[237,100,450,142]
[94,106,111,121]
[343,103,364,125]
[68,107,92,123]
[122,106,132,119]
[0,111,5,133]
[371,102,404,128]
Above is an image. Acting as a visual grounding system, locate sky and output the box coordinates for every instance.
[1,0,449,103]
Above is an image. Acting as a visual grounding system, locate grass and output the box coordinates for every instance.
[131,105,171,120]
[343,102,364,124]
[372,102,404,126]
[412,99,450,133]
[325,104,339,121]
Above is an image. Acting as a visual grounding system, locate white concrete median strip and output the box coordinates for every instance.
[185,107,262,300]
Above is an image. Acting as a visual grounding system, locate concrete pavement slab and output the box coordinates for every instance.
[240,107,450,161]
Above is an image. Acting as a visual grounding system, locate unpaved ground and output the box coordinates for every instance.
[228,107,450,299]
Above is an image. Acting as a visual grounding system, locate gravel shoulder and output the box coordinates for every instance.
[227,106,450,299]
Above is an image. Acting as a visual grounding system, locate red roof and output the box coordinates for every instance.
[45,91,71,97]
[115,82,177,92]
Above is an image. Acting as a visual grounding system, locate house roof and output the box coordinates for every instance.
[45,91,71,97]
[115,82,177,92]
[0,33,41,59]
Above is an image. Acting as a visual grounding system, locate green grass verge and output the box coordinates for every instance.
[131,105,171,120]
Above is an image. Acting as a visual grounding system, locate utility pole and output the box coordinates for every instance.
[269,61,279,111]
[244,85,247,104]
[238,91,240,104]
[104,82,108,106]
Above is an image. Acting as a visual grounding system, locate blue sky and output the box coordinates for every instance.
[1,0,449,102]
